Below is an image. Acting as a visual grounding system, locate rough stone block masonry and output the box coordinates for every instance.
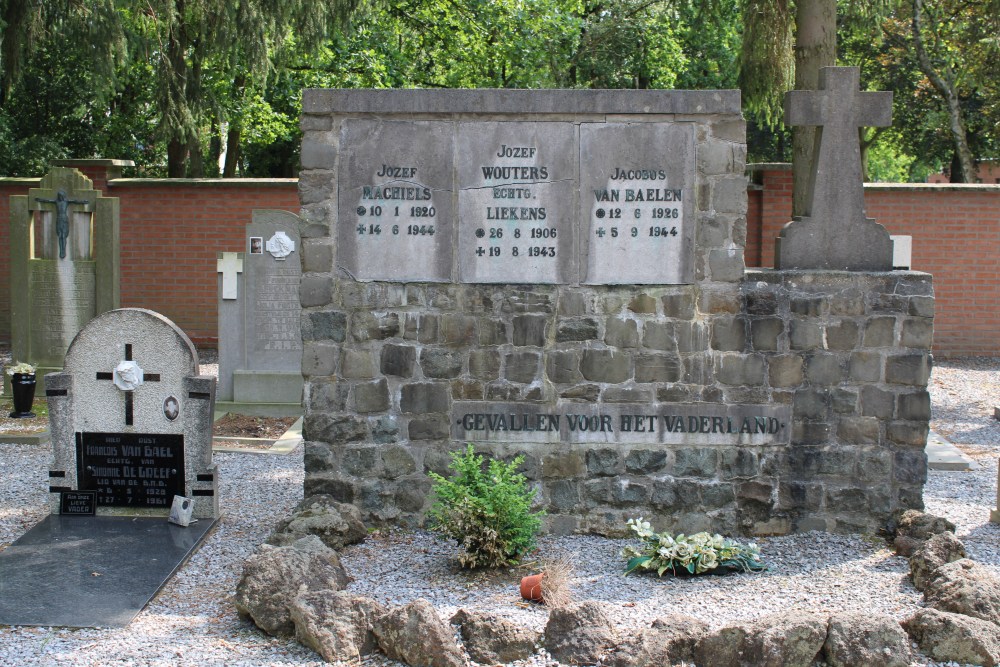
[296,89,933,536]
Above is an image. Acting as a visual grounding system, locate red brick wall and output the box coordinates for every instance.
[111,179,299,344]
[747,165,1000,357]
[1,165,298,347]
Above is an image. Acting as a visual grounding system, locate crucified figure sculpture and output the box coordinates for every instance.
[34,190,88,259]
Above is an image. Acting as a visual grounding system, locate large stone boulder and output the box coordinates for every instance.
[904,608,1000,667]
[823,612,911,667]
[924,558,1000,624]
[745,612,828,667]
[372,599,465,667]
[605,613,708,667]
[543,600,619,665]
[267,494,368,551]
[234,536,350,637]
[289,590,385,663]
[451,609,539,664]
[893,510,955,556]
[692,612,826,667]
[909,531,966,592]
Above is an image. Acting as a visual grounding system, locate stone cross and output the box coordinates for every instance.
[95,343,161,426]
[775,66,895,271]
[216,252,243,300]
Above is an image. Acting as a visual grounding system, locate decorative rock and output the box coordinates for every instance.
[909,531,966,592]
[451,608,539,664]
[894,509,955,542]
[924,559,1000,625]
[904,608,1000,667]
[289,590,386,662]
[372,598,464,667]
[544,600,619,665]
[692,612,826,667]
[605,613,707,667]
[267,494,368,551]
[744,611,828,667]
[823,612,911,667]
[234,536,351,636]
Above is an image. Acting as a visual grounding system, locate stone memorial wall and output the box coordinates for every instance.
[297,90,933,536]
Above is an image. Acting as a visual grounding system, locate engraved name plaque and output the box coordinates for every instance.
[581,123,695,284]
[76,432,185,509]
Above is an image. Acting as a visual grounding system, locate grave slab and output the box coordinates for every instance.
[0,514,216,628]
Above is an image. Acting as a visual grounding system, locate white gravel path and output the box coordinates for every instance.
[0,357,997,666]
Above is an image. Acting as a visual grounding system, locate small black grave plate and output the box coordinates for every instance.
[76,432,185,509]
[60,491,96,515]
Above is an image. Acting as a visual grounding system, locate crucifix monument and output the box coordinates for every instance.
[775,66,894,270]
[9,167,120,387]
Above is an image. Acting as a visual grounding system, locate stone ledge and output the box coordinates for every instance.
[303,89,741,116]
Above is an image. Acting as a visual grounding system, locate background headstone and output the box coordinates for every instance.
[45,308,219,519]
[217,209,303,414]
[8,167,120,388]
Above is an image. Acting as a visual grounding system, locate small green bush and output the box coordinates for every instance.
[428,444,543,568]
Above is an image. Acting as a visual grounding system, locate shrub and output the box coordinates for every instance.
[428,444,543,568]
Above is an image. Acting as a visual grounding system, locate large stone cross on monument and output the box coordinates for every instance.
[775,66,894,271]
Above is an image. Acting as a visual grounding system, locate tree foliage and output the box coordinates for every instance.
[0,0,996,180]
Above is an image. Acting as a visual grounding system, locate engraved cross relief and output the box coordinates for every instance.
[217,252,243,300]
[776,66,895,270]
[95,344,161,426]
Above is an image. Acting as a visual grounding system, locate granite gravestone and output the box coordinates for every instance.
[45,308,219,519]
[9,167,120,387]
[217,209,303,415]
[775,66,894,270]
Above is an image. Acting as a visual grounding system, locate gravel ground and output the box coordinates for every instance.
[0,357,998,666]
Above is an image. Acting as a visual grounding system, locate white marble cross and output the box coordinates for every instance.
[216,252,243,300]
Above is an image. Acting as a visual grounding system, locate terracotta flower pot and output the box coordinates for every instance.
[520,572,544,602]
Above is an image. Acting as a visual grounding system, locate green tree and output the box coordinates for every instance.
[130,0,358,177]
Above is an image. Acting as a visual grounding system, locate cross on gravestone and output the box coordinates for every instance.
[216,252,243,300]
[33,190,91,260]
[94,343,161,426]
[775,66,895,271]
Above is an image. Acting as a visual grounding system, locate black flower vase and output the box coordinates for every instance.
[10,373,36,418]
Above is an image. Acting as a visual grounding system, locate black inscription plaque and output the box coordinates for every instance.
[76,432,185,509]
[60,491,96,515]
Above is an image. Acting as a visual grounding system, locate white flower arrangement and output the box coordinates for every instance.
[622,517,766,576]
[7,362,36,376]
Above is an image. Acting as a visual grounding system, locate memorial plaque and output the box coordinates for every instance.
[452,402,791,446]
[76,432,185,509]
[581,123,695,284]
[338,119,453,282]
[457,122,577,284]
[59,491,96,515]
[252,266,300,353]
